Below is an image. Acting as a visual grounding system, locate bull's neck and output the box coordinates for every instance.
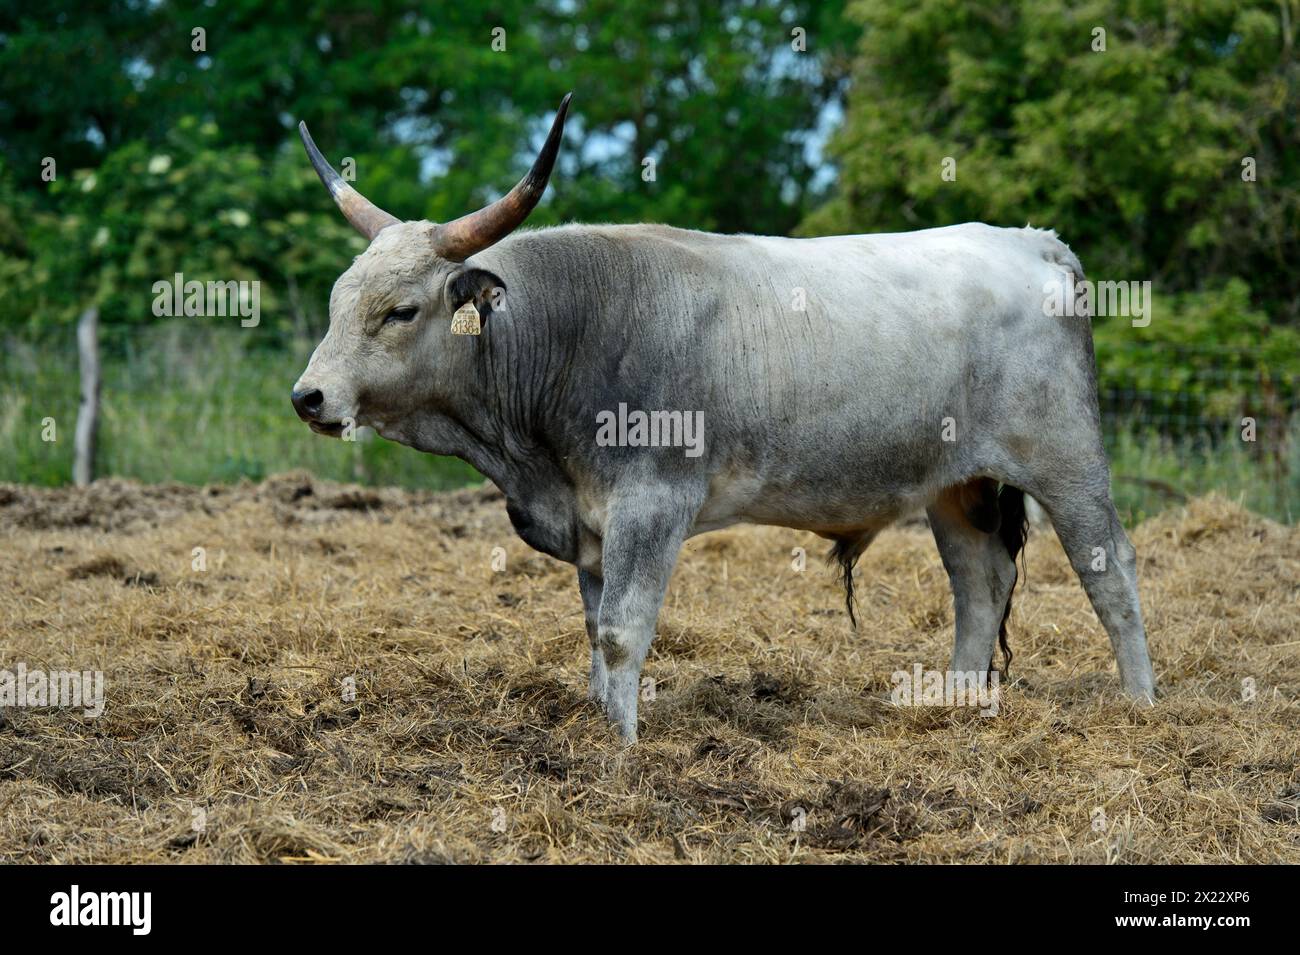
[430,231,592,500]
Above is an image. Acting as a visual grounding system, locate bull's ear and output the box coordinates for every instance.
[446,267,506,325]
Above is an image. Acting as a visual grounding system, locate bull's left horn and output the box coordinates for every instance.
[298,121,400,240]
[432,93,572,261]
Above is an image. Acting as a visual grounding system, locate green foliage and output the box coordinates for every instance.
[1094,280,1300,419]
[0,2,854,248]
[5,118,366,335]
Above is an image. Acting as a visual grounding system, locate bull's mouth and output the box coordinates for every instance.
[309,420,346,437]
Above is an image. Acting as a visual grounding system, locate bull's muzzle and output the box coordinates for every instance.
[291,388,325,422]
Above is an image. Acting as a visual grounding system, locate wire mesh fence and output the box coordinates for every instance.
[1096,350,1298,523]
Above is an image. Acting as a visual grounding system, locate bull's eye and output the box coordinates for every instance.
[384,306,418,324]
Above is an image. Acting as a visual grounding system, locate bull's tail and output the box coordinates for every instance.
[829,533,872,629]
[994,484,1029,679]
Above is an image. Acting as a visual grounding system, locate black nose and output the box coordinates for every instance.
[291,388,325,422]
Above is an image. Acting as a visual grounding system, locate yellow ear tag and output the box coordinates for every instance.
[451,302,481,335]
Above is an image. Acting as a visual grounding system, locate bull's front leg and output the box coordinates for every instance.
[597,491,697,743]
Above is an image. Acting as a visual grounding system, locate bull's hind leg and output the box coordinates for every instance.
[578,568,607,706]
[927,480,1018,678]
[1035,477,1156,701]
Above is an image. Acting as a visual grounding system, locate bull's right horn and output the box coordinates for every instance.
[299,121,401,240]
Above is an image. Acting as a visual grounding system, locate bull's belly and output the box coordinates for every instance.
[691,465,939,537]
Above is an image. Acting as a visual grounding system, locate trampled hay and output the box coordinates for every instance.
[0,473,1296,863]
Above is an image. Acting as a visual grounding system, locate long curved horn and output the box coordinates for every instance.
[432,93,572,261]
[298,121,400,240]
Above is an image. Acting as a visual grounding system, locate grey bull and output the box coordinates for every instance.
[291,94,1156,742]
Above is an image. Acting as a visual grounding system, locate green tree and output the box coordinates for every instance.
[0,2,855,257]
[805,0,1299,324]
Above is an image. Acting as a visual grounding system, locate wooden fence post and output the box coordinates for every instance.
[74,306,100,486]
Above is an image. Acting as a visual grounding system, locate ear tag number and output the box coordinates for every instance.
[451,302,481,335]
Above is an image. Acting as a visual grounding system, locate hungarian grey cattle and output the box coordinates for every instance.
[291,94,1156,742]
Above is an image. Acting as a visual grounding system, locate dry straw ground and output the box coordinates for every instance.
[0,473,1297,864]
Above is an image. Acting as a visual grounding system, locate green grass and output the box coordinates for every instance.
[3,325,1297,525]
[1,324,478,490]
[1105,420,1299,525]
